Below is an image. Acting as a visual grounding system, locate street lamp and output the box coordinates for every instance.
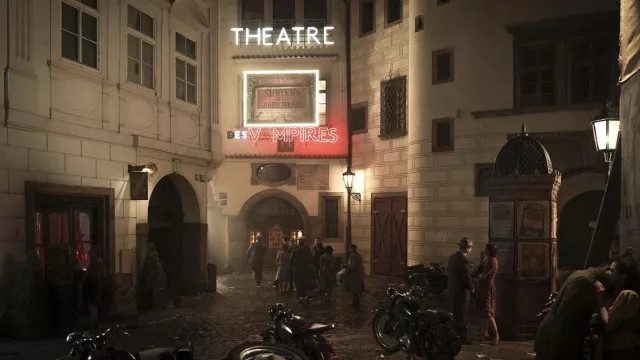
[590,101,620,168]
[342,169,361,201]
[127,162,158,175]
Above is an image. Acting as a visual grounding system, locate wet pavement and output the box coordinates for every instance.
[1,273,535,360]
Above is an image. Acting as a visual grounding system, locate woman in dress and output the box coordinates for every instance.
[477,243,499,345]
[318,245,338,300]
[274,243,291,292]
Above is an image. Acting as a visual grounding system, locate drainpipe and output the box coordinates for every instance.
[343,0,353,256]
[4,0,10,127]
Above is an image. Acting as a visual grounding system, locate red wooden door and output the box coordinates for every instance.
[372,195,407,276]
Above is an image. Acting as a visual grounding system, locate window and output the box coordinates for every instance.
[324,197,340,238]
[359,0,375,36]
[380,76,407,138]
[518,43,557,107]
[433,48,454,84]
[241,0,264,28]
[304,0,327,27]
[61,1,99,69]
[570,36,616,104]
[175,33,197,105]
[273,0,296,30]
[277,139,294,152]
[432,118,454,152]
[127,5,155,89]
[351,102,368,133]
[385,0,402,25]
[318,80,327,125]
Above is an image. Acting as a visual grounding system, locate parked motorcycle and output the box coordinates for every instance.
[257,303,337,360]
[56,324,194,360]
[226,342,311,360]
[371,286,461,360]
[405,263,448,295]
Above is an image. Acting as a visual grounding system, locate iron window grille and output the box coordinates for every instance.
[380,75,407,139]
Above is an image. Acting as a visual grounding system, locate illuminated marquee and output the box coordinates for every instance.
[227,127,339,144]
[231,26,335,46]
[243,70,320,128]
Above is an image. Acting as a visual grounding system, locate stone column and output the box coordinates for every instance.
[407,0,433,265]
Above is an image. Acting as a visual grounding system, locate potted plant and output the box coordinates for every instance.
[139,244,167,310]
[7,252,48,339]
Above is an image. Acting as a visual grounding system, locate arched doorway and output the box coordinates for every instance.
[148,174,201,296]
[247,197,304,270]
[558,190,604,269]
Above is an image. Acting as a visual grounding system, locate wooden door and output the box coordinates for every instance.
[372,195,407,276]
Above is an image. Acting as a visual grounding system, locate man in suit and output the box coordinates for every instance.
[245,235,267,287]
[290,238,313,301]
[447,237,475,343]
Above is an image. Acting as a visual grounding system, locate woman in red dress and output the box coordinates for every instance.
[477,243,499,345]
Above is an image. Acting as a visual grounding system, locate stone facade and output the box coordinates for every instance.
[350,0,618,272]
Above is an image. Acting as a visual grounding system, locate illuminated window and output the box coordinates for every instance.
[175,33,197,105]
[319,80,327,125]
[61,0,99,69]
[127,5,155,89]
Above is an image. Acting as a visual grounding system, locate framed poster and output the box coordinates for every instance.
[517,201,550,239]
[492,241,514,275]
[517,242,550,280]
[489,202,515,239]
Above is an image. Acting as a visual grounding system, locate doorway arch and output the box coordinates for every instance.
[148,174,201,296]
[558,190,605,269]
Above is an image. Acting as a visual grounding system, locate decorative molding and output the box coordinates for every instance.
[250,163,297,187]
[10,0,32,62]
[471,103,601,119]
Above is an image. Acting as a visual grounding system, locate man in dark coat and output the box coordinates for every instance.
[290,238,312,300]
[534,258,637,360]
[245,235,267,287]
[447,237,475,343]
[346,244,365,306]
[310,237,325,290]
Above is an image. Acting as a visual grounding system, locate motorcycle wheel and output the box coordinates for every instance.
[371,311,401,354]
[225,342,311,360]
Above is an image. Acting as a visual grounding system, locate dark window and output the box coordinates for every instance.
[380,76,407,139]
[359,0,375,36]
[81,0,98,10]
[351,103,368,133]
[304,0,327,27]
[61,2,99,69]
[437,0,450,5]
[241,0,264,28]
[433,48,454,83]
[385,0,402,25]
[273,0,296,30]
[474,163,494,197]
[277,139,294,152]
[432,118,453,152]
[324,197,340,238]
[570,36,616,104]
[518,43,558,107]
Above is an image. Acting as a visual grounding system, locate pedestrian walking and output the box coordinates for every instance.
[274,243,292,292]
[312,237,325,289]
[447,237,475,344]
[318,245,337,300]
[245,235,267,287]
[345,244,365,306]
[290,238,312,301]
[476,243,499,345]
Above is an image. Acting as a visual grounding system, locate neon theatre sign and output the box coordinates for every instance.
[230,26,335,46]
[227,127,339,144]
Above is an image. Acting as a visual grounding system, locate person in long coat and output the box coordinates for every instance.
[311,237,325,290]
[477,243,499,345]
[274,243,291,292]
[447,237,475,343]
[245,235,267,287]
[534,258,637,360]
[318,245,338,299]
[290,238,312,300]
[345,244,365,306]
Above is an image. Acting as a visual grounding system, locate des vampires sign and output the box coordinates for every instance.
[243,70,320,127]
[227,127,339,144]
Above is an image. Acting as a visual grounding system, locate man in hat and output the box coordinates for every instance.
[447,237,475,343]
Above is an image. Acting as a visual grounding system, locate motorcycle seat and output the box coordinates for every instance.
[418,309,453,323]
[304,322,335,334]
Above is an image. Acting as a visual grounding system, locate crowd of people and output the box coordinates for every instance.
[245,236,365,305]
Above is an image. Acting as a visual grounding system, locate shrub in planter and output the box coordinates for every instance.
[139,244,167,311]
[8,252,48,339]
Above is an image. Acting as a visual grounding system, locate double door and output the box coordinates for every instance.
[372,195,408,277]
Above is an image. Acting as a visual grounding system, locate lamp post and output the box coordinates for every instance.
[590,100,620,175]
[343,0,354,253]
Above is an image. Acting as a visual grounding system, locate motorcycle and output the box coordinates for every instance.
[405,264,448,295]
[371,285,461,360]
[226,342,311,360]
[257,303,338,360]
[56,324,194,360]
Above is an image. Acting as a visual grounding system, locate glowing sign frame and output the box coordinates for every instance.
[243,70,320,128]
[227,127,339,143]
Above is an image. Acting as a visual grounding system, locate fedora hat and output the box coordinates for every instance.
[458,237,474,249]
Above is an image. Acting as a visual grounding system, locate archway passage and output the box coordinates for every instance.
[148,174,202,296]
[246,197,304,271]
[558,190,604,269]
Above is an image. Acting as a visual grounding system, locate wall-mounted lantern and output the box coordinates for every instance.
[127,162,158,175]
[342,169,361,201]
[590,101,620,168]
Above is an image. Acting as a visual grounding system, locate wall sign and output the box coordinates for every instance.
[231,26,335,46]
[129,172,149,200]
[227,127,338,143]
[243,70,319,127]
[297,164,330,190]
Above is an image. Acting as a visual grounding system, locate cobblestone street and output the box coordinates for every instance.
[1,274,535,360]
